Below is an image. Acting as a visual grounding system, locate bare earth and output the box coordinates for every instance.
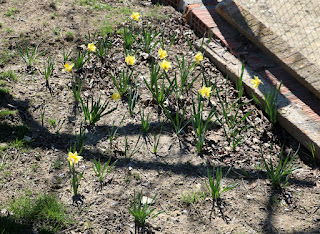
[0,0,320,233]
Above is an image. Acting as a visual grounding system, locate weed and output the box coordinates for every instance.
[52,159,64,169]
[5,27,14,34]
[9,138,26,149]
[52,26,61,36]
[50,11,57,19]
[79,0,111,10]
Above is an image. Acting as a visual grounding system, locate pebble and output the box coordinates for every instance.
[112,201,119,207]
[246,195,253,200]
[141,196,154,205]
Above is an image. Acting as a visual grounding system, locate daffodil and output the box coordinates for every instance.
[199,86,212,98]
[131,12,140,21]
[62,63,74,72]
[68,151,82,166]
[125,55,135,66]
[158,48,167,59]
[195,52,203,64]
[251,75,263,88]
[111,91,120,101]
[159,60,171,72]
[87,43,96,52]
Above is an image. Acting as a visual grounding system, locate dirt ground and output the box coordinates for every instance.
[0,0,320,233]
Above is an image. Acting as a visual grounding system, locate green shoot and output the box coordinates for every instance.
[128,191,164,231]
[80,96,117,126]
[206,164,238,205]
[260,144,300,187]
[92,157,117,188]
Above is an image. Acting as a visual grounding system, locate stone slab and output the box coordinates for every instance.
[216,0,320,100]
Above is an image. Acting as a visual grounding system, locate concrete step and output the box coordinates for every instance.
[160,0,320,159]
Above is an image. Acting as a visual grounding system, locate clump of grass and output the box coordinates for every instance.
[4,193,69,232]
[0,70,17,81]
[180,190,207,204]
[0,47,17,66]
[0,109,17,117]
[65,31,74,41]
[5,8,18,17]
[0,87,10,96]
[79,0,111,10]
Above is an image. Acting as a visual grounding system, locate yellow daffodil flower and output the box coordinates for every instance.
[199,86,212,98]
[159,60,171,72]
[195,52,203,64]
[158,48,167,59]
[68,151,82,166]
[131,12,140,21]
[87,43,96,52]
[62,63,74,72]
[111,91,120,101]
[125,55,135,66]
[251,75,263,88]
